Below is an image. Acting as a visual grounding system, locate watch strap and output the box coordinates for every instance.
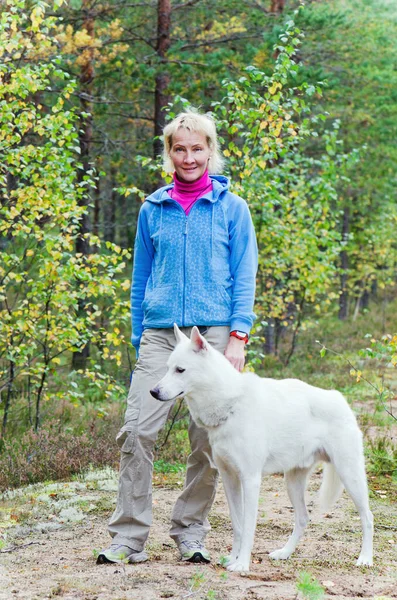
[230,330,249,344]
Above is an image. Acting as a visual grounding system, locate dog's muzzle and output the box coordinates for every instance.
[150,387,161,400]
[150,387,183,402]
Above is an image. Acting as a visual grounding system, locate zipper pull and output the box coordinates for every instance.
[184,219,188,235]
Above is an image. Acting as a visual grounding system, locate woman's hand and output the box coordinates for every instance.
[224,336,246,372]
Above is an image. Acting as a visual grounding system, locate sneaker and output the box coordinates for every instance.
[178,540,211,564]
[96,544,148,564]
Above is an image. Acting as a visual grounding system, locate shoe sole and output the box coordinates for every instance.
[96,551,148,565]
[183,552,211,564]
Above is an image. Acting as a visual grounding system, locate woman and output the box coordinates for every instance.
[97,110,258,565]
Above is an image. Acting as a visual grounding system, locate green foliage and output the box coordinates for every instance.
[153,460,186,474]
[206,18,356,357]
[190,569,206,591]
[360,334,397,368]
[366,438,397,478]
[0,1,131,435]
[296,571,325,600]
[295,0,397,303]
[218,555,229,568]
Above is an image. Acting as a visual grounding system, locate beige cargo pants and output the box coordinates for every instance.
[108,326,230,551]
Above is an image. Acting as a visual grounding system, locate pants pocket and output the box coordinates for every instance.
[116,408,139,453]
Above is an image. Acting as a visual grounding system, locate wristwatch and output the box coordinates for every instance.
[230,330,249,344]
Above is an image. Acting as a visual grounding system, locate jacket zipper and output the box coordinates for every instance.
[159,197,208,327]
[182,216,188,326]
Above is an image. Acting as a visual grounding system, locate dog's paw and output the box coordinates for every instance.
[226,560,250,573]
[356,554,373,567]
[269,548,292,560]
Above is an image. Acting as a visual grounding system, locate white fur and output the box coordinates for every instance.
[151,325,374,572]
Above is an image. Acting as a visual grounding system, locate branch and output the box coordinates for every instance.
[173,0,202,10]
[156,398,186,450]
[0,542,44,553]
[178,33,258,51]
[166,58,208,67]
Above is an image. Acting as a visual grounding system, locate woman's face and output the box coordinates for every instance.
[169,128,211,183]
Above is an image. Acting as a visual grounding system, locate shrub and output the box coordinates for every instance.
[0,418,120,491]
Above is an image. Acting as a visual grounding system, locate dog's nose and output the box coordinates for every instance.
[150,388,160,399]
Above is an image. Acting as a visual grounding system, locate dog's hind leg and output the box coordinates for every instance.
[331,451,373,566]
[219,466,243,566]
[269,467,311,560]
[226,474,262,573]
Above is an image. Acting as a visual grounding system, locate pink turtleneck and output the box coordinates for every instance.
[169,170,213,215]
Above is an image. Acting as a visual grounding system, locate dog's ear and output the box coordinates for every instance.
[174,323,188,344]
[190,326,208,353]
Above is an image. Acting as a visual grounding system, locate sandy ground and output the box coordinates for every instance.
[0,467,396,600]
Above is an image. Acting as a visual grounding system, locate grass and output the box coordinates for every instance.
[153,459,186,474]
[296,571,325,600]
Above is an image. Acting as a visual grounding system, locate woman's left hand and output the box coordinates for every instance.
[224,336,246,372]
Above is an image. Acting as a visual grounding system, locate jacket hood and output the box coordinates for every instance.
[145,174,230,204]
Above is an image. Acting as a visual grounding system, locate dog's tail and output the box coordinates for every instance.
[318,463,344,513]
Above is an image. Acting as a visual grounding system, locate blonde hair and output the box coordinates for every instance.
[162,109,224,174]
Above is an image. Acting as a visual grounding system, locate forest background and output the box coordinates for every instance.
[0,0,396,492]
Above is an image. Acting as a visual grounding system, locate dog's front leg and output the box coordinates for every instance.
[219,467,243,566]
[226,474,261,573]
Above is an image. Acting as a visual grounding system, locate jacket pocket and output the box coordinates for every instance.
[142,283,178,325]
[189,283,232,323]
[116,409,140,453]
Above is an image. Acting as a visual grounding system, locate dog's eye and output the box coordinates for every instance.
[176,367,185,374]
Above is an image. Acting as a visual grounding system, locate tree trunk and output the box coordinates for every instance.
[361,288,370,310]
[119,188,129,249]
[1,359,15,439]
[93,175,100,237]
[153,0,171,159]
[104,164,117,244]
[35,367,48,432]
[264,318,276,354]
[73,1,95,369]
[270,0,285,13]
[339,206,349,320]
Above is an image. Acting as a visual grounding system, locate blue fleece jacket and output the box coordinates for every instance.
[131,175,257,352]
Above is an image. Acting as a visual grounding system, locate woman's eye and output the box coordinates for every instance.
[176,367,185,374]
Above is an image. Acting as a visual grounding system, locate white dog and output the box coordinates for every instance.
[151,325,373,572]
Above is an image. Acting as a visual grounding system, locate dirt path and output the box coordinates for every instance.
[1,468,396,600]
